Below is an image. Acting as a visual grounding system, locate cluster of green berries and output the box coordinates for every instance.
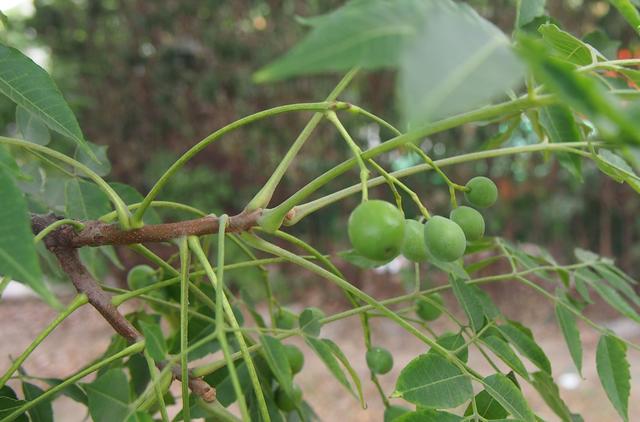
[272,308,308,412]
[347,176,498,263]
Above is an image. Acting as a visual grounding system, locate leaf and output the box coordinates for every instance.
[139,320,167,362]
[498,322,552,374]
[594,264,640,307]
[449,276,485,332]
[0,397,28,422]
[43,378,88,405]
[395,409,462,422]
[555,302,583,375]
[464,388,508,420]
[482,335,529,379]
[0,167,59,308]
[576,268,640,323]
[428,332,468,363]
[16,105,50,145]
[0,146,23,180]
[338,249,393,269]
[65,179,111,220]
[254,0,434,82]
[596,335,630,422]
[517,0,546,28]
[75,142,111,177]
[482,373,535,422]
[393,353,473,408]
[305,337,353,395]
[538,24,596,65]
[609,0,640,36]
[84,368,131,422]
[323,338,365,408]
[298,307,324,337]
[531,371,574,422]
[538,105,583,180]
[0,44,90,155]
[22,382,53,422]
[259,335,293,397]
[399,1,523,124]
[109,183,160,224]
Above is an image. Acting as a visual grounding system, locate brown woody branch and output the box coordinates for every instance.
[31,213,216,402]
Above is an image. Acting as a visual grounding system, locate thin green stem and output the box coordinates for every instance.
[1,341,145,422]
[178,238,191,422]
[132,102,348,227]
[143,350,170,422]
[0,276,11,298]
[349,105,403,137]
[367,159,430,218]
[0,136,131,227]
[0,294,88,388]
[33,219,85,244]
[247,68,358,210]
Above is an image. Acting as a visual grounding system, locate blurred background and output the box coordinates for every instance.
[0,0,639,420]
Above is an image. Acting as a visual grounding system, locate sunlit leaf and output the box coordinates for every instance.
[482,373,535,422]
[499,321,552,374]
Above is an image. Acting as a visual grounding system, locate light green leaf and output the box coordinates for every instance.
[555,302,582,375]
[254,0,434,82]
[260,335,293,397]
[596,335,630,422]
[400,1,523,124]
[428,332,468,363]
[75,142,111,177]
[0,146,24,181]
[482,373,535,422]
[539,24,597,65]
[449,276,485,332]
[576,268,640,323]
[594,264,640,307]
[298,307,324,337]
[538,105,583,180]
[65,179,111,220]
[609,0,640,36]
[395,409,462,422]
[0,44,90,155]
[84,368,131,422]
[305,337,353,395]
[517,0,546,28]
[0,167,59,308]
[139,320,166,362]
[323,338,365,408]
[16,105,50,145]
[482,336,529,379]
[22,382,53,422]
[393,353,473,408]
[531,371,574,422]
[499,322,552,374]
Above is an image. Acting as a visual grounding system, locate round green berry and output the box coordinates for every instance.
[416,293,444,321]
[366,346,394,375]
[274,308,297,330]
[275,384,302,412]
[464,176,498,208]
[401,219,429,262]
[284,345,304,374]
[127,265,156,290]
[449,206,485,241]
[423,216,466,262]
[348,200,405,261]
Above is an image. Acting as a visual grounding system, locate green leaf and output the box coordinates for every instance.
[393,353,473,408]
[139,320,167,362]
[0,44,90,155]
[22,382,53,422]
[0,146,23,180]
[449,276,485,332]
[298,307,324,337]
[399,1,523,124]
[395,409,462,422]
[609,0,640,36]
[517,0,546,28]
[594,263,640,307]
[338,249,393,269]
[253,0,434,82]
[576,268,640,323]
[465,388,508,419]
[482,373,535,422]
[65,179,111,220]
[482,335,529,379]
[538,105,583,180]
[531,371,574,422]
[85,368,131,422]
[75,142,111,177]
[259,335,293,397]
[16,105,50,145]
[0,397,28,422]
[43,378,88,405]
[109,183,160,224]
[428,332,468,363]
[538,24,596,65]
[596,335,630,422]
[0,167,59,308]
[498,321,552,374]
[305,337,353,395]
[323,338,365,407]
[554,302,582,375]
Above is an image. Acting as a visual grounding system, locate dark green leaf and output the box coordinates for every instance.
[0,146,23,180]
[22,382,53,422]
[393,353,473,408]
[395,409,462,422]
[482,373,535,422]
[517,0,546,28]
[75,142,111,177]
[538,105,583,180]
[85,368,131,422]
[576,268,640,323]
[0,167,58,308]
[298,307,324,337]
[139,320,167,362]
[259,335,293,396]
[305,337,353,395]
[428,332,468,363]
[0,397,28,422]
[65,179,111,220]
[594,264,640,307]
[531,371,574,422]
[464,389,508,419]
[583,30,620,59]
[0,44,89,154]
[555,302,582,375]
[499,322,552,374]
[16,105,50,145]
[43,378,88,405]
[449,276,485,332]
[323,338,365,407]
[596,335,630,422]
[482,335,529,379]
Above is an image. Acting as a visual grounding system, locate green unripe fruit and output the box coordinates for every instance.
[366,346,394,375]
[348,200,405,261]
[401,219,429,262]
[449,206,485,241]
[423,216,466,262]
[274,308,297,330]
[284,345,304,374]
[464,176,498,208]
[416,293,444,321]
[127,265,156,290]
[275,384,302,412]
